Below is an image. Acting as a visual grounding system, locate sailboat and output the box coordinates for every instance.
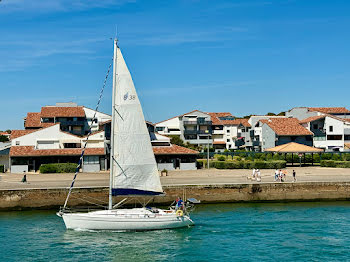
[57,39,194,231]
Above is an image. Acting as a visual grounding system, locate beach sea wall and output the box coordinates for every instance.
[1,182,350,210]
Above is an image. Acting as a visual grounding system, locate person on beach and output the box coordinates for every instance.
[279,169,283,182]
[256,169,261,182]
[252,168,256,179]
[21,171,27,183]
[293,170,296,182]
[274,169,279,181]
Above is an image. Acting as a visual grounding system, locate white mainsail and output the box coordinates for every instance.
[111,46,163,195]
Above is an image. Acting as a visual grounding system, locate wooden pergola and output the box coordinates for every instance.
[265,142,324,166]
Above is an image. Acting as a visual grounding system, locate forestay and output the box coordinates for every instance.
[111,47,163,196]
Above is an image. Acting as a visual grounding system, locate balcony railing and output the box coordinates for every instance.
[312,129,326,136]
[58,120,85,126]
[197,121,212,125]
[184,130,198,135]
[183,121,197,125]
[198,130,213,135]
[252,140,260,147]
[184,130,213,135]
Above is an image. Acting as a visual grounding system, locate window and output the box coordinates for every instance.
[228,144,231,148]
[313,124,318,129]
[227,139,230,142]
[329,126,333,132]
[227,129,230,133]
[84,156,99,164]
[345,135,350,141]
[327,135,342,140]
[16,141,20,145]
[156,127,165,132]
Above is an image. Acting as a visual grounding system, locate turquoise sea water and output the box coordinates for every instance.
[1,202,350,262]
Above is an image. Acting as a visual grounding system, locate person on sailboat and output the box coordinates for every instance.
[176,197,184,210]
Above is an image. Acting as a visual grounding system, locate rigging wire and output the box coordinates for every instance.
[63,58,113,210]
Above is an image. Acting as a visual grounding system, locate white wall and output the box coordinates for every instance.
[12,125,81,148]
[82,131,105,148]
[155,117,181,135]
[223,125,238,149]
[83,107,111,132]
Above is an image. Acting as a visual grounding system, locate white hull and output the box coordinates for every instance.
[59,208,194,231]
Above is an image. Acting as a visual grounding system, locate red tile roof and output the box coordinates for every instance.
[299,115,326,124]
[41,106,85,117]
[260,118,313,136]
[24,112,42,128]
[10,146,104,157]
[207,112,250,127]
[207,112,232,125]
[308,107,350,114]
[300,114,350,124]
[152,144,199,155]
[11,130,37,139]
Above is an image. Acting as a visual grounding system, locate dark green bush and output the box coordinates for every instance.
[205,160,286,169]
[342,154,350,161]
[321,160,350,168]
[39,163,77,173]
[217,155,226,161]
[332,154,342,161]
[321,153,333,160]
[0,165,4,173]
[273,154,281,160]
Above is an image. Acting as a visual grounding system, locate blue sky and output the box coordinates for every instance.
[1,0,350,130]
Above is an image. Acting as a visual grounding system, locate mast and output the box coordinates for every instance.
[109,38,118,210]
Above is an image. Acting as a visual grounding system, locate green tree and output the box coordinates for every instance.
[0,135,9,142]
[169,135,185,147]
[266,112,276,116]
[277,111,285,116]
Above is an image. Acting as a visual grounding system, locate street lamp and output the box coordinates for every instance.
[205,130,210,169]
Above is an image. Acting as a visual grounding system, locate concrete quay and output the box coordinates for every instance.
[0,167,350,210]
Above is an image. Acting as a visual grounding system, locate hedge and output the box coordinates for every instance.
[0,165,4,173]
[39,163,77,173]
[320,160,350,168]
[197,160,286,169]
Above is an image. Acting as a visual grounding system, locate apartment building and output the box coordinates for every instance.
[286,107,350,120]
[300,114,350,152]
[208,113,252,151]
[155,110,213,147]
[256,118,313,151]
[10,124,106,173]
[24,102,111,136]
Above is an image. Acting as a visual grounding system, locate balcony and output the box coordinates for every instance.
[235,139,245,147]
[183,121,197,125]
[198,130,213,135]
[197,120,212,125]
[212,129,224,134]
[253,140,260,147]
[58,120,85,126]
[312,129,326,137]
[185,139,213,145]
[184,130,198,135]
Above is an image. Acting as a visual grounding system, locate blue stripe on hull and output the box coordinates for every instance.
[112,188,163,196]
